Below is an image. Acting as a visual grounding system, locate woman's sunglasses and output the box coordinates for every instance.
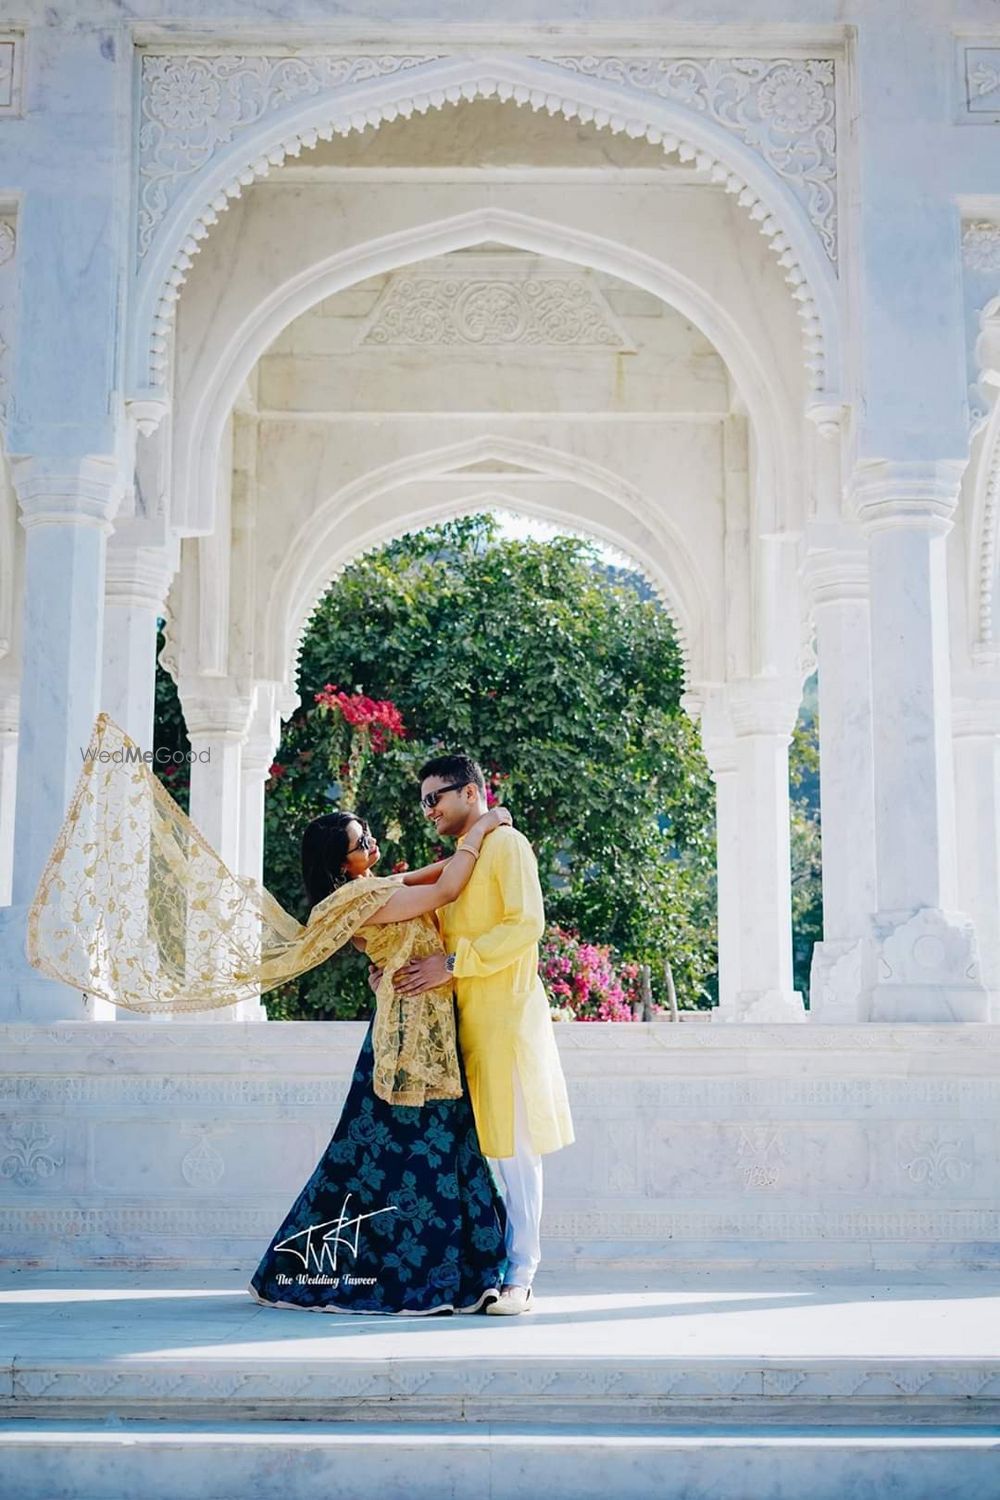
[346,824,376,855]
[419,782,469,811]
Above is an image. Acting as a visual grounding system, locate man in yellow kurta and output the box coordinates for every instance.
[394,754,574,1314]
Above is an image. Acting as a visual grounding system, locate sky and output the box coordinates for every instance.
[489,507,635,568]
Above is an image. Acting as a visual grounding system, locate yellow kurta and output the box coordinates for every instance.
[439,826,574,1159]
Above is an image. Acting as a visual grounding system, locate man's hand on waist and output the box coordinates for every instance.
[394,952,452,995]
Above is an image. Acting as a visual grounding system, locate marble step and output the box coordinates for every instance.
[0,1421,998,1500]
[6,1352,1000,1425]
[4,1268,999,1427]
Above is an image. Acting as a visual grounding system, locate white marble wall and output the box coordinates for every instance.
[2,1021,998,1272]
[0,7,997,1031]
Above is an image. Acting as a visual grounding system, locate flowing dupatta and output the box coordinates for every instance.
[25,713,462,1105]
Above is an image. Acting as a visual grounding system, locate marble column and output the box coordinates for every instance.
[239,683,289,885]
[182,686,258,1022]
[699,730,742,1018]
[854,460,988,1021]
[0,686,18,906]
[104,529,180,1026]
[804,537,879,1021]
[691,684,804,1021]
[234,684,291,1026]
[953,696,1000,1022]
[101,525,179,750]
[728,681,806,1021]
[0,457,123,1021]
[239,747,270,891]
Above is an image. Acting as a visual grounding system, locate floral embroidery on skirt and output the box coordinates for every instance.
[249,1019,507,1314]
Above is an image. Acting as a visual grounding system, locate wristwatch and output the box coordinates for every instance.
[445,952,457,975]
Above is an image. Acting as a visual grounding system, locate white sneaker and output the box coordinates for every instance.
[486,1284,533,1316]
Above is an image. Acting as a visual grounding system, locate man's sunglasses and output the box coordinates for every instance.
[420,782,469,811]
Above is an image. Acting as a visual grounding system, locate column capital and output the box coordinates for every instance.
[701,736,738,779]
[804,401,846,440]
[105,530,180,613]
[682,686,736,775]
[802,546,869,607]
[952,692,1000,739]
[241,681,292,778]
[125,395,170,439]
[687,679,801,752]
[180,677,254,742]
[850,459,966,537]
[727,678,802,738]
[10,455,126,533]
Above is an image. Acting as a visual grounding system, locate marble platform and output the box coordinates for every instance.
[0,1267,998,1498]
[2,1021,1000,1272]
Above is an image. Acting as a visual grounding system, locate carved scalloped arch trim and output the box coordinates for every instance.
[973,408,1000,658]
[971,297,1000,660]
[141,66,832,399]
[289,498,696,703]
[264,439,705,695]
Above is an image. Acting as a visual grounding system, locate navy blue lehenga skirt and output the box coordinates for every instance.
[249,1019,508,1314]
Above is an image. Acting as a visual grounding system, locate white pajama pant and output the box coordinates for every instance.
[488,1066,543,1287]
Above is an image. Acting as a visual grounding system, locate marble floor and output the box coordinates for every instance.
[0,1264,998,1354]
[1,1268,999,1498]
[1,1265,999,1416]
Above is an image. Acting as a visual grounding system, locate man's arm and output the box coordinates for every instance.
[451,832,544,981]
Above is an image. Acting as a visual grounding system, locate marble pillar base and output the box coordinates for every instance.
[0,904,113,1022]
[869,908,990,1023]
[870,987,991,1023]
[727,989,806,1022]
[810,938,871,1023]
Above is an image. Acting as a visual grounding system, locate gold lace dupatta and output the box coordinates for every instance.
[27,711,407,1014]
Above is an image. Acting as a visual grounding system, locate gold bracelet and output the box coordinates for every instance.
[454,845,480,861]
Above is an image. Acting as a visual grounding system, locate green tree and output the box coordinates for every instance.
[261,516,717,1018]
[153,623,191,814]
[789,681,823,1002]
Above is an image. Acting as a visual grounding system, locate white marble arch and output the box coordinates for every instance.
[171,201,807,548]
[163,175,811,1024]
[131,52,841,408]
[262,436,717,692]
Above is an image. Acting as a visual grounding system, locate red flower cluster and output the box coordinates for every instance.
[313,685,407,752]
[485,767,508,809]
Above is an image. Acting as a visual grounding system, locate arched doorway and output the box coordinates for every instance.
[152,122,816,1019]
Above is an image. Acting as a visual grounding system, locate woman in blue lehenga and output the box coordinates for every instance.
[248,806,509,1316]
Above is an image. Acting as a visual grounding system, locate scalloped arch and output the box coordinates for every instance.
[175,205,798,541]
[970,404,1000,661]
[262,435,713,692]
[132,52,840,403]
